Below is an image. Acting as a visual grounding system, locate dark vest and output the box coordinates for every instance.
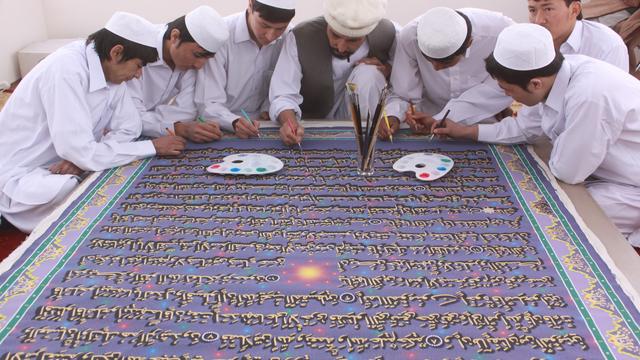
[293,17,396,119]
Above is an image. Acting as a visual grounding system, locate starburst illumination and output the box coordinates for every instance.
[297,265,324,281]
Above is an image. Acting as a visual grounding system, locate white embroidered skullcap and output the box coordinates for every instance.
[185,6,229,53]
[105,12,157,48]
[494,23,556,71]
[324,0,387,38]
[257,0,296,10]
[417,7,468,59]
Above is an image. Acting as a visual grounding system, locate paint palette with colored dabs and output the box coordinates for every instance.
[206,153,284,175]
[393,153,454,181]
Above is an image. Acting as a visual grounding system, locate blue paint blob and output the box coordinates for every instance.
[230,168,241,173]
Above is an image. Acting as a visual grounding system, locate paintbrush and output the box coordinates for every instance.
[362,86,390,171]
[240,109,261,138]
[286,118,303,152]
[383,108,393,143]
[429,109,450,141]
[346,83,365,155]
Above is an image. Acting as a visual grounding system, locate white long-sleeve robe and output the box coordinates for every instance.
[0,41,155,232]
[195,12,288,131]
[127,26,198,138]
[386,8,515,125]
[478,55,640,245]
[560,19,629,72]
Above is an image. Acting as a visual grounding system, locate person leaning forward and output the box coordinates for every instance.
[127,6,229,143]
[0,12,185,233]
[380,7,515,140]
[195,0,296,139]
[434,23,640,247]
[269,0,396,146]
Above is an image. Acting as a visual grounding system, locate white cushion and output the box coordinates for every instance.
[18,39,79,78]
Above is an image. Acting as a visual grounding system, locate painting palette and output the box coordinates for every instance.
[207,153,284,175]
[393,153,454,181]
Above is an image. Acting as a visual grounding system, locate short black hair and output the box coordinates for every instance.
[164,15,216,57]
[253,0,295,23]
[423,11,472,62]
[485,51,565,90]
[164,16,195,43]
[86,29,158,64]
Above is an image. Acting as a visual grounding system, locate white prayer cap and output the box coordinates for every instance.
[257,0,296,10]
[324,0,387,38]
[494,23,556,71]
[185,6,229,53]
[417,7,468,59]
[105,12,157,48]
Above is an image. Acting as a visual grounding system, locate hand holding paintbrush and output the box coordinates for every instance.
[405,100,429,134]
[378,109,399,141]
[429,109,450,141]
[277,110,304,150]
[232,110,261,139]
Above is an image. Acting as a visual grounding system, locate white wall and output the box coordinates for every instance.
[0,0,48,83]
[1,0,529,83]
[43,0,529,38]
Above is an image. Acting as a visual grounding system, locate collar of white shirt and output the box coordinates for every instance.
[85,44,108,92]
[544,60,571,114]
[235,12,253,45]
[561,20,583,54]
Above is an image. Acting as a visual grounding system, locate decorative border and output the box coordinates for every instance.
[0,159,150,340]
[492,145,640,359]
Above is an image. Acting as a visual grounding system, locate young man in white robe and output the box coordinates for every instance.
[529,0,628,70]
[195,0,296,139]
[0,12,185,233]
[127,6,228,143]
[380,7,515,140]
[497,0,631,145]
[269,0,396,146]
[433,23,640,247]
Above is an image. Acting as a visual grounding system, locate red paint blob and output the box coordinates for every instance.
[419,173,430,178]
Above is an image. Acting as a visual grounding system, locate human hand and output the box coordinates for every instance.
[174,120,222,143]
[278,112,304,146]
[233,117,261,139]
[356,57,391,79]
[405,111,436,135]
[49,160,84,176]
[152,135,187,156]
[377,115,400,140]
[430,119,479,141]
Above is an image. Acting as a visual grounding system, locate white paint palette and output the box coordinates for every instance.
[393,153,454,181]
[207,153,284,176]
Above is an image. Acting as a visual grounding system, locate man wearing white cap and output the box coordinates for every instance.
[194,0,296,139]
[127,6,229,143]
[434,23,640,247]
[269,0,396,146]
[0,12,186,233]
[380,7,515,140]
